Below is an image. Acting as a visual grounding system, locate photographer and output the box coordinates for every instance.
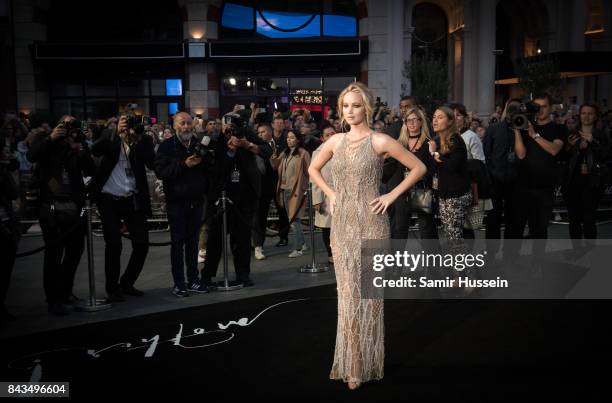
[91,114,156,302]
[508,93,568,255]
[26,116,96,316]
[0,136,20,323]
[562,104,610,248]
[483,99,522,249]
[200,114,272,288]
[155,112,212,297]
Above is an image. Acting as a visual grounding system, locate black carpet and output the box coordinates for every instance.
[1,285,611,401]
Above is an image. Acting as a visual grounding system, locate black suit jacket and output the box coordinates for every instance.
[90,129,156,216]
[208,131,273,207]
[27,134,96,207]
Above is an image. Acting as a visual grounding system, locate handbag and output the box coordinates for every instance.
[464,199,485,230]
[408,181,434,214]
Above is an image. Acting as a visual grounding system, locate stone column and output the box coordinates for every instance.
[386,0,404,106]
[402,0,416,97]
[183,0,217,117]
[462,0,478,113]
[477,0,496,117]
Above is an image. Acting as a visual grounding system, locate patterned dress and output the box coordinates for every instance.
[329,133,390,383]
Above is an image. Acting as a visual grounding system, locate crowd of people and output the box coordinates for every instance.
[1,87,611,324]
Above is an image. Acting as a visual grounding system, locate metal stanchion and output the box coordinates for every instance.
[75,199,112,312]
[299,183,330,273]
[213,191,243,292]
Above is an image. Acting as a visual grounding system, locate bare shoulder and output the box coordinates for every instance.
[371,132,397,153]
[328,132,345,154]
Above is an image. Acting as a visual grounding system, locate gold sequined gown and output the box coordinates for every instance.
[329,133,390,383]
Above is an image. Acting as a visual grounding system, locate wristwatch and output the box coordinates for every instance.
[533,133,541,140]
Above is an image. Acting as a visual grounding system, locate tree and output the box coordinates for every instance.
[402,53,449,117]
[515,55,562,101]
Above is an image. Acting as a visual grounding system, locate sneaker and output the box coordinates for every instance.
[300,243,308,252]
[288,249,303,258]
[172,287,190,298]
[198,249,207,264]
[254,246,266,260]
[188,282,209,294]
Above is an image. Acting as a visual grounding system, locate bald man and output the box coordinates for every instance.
[155,112,212,297]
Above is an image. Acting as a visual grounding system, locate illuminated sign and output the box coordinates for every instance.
[291,89,323,105]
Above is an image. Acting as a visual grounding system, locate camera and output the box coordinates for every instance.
[509,101,540,130]
[222,114,246,138]
[191,136,215,161]
[58,120,86,143]
[125,114,151,135]
[375,97,388,109]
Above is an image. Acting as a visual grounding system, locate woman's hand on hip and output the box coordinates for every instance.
[369,193,394,215]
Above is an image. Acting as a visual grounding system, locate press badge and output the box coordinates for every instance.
[231,168,240,183]
[580,162,588,175]
[432,174,439,190]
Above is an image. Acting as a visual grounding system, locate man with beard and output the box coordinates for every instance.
[155,112,213,297]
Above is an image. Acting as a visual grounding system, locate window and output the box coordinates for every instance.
[169,102,179,116]
[166,79,183,96]
[119,79,149,97]
[256,78,288,95]
[220,1,358,39]
[86,79,116,97]
[50,78,181,120]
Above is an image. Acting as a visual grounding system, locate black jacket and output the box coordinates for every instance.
[434,134,471,199]
[27,134,96,207]
[483,121,518,183]
[383,143,435,191]
[208,131,273,206]
[565,128,610,188]
[90,129,156,216]
[154,135,211,203]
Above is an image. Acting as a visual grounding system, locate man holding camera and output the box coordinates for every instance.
[155,112,212,297]
[200,113,272,288]
[509,93,568,255]
[91,114,155,302]
[27,116,96,315]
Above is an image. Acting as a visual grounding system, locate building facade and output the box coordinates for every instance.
[3,0,612,121]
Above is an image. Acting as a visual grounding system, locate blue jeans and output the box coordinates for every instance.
[283,189,305,250]
[167,201,203,288]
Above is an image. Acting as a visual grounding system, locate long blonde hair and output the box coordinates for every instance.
[337,82,374,131]
[398,107,430,148]
[434,106,459,155]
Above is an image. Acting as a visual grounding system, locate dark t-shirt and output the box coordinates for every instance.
[519,121,568,188]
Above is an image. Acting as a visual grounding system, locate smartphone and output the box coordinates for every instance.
[238,105,245,110]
